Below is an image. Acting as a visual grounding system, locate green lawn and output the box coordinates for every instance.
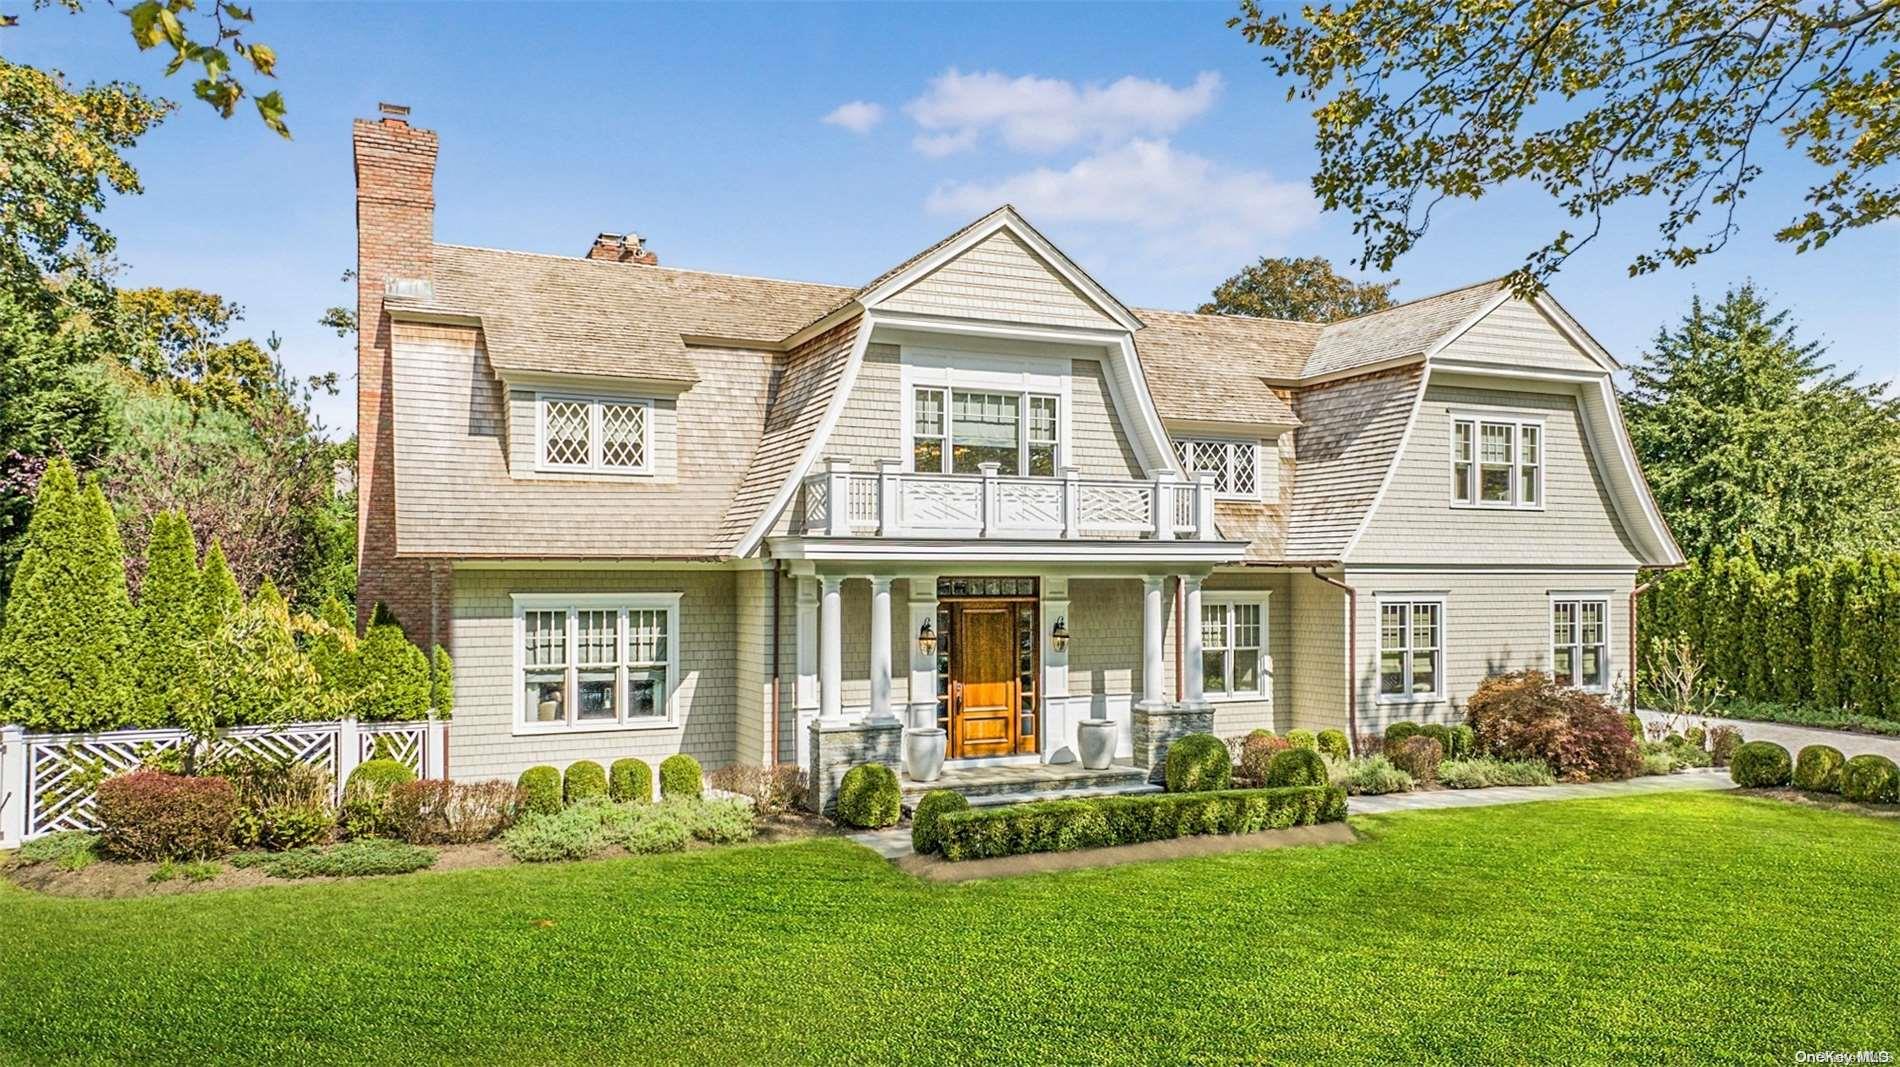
[3,792,1895,1064]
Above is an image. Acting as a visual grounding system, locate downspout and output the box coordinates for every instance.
[1628,577,1657,718]
[769,563,783,767]
[1309,569,1360,756]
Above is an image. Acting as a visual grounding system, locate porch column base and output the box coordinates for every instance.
[1132,699,1215,778]
[805,718,902,816]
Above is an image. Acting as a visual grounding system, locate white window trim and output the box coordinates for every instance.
[899,351,1074,478]
[905,384,1066,477]
[1173,436,1263,501]
[1200,591,1271,702]
[511,592,682,735]
[1374,593,1448,705]
[534,393,655,476]
[1448,412,1545,511]
[1548,591,1614,693]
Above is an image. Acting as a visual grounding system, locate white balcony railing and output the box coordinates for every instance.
[797,459,1218,541]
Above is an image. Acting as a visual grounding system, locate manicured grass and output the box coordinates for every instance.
[3,793,1896,1063]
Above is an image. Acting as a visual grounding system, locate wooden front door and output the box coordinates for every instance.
[953,606,1017,759]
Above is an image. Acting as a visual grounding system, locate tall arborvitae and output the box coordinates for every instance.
[1742,567,1774,699]
[355,617,430,722]
[0,461,135,731]
[199,538,242,631]
[1811,561,1849,709]
[1846,555,1891,713]
[1772,567,1815,705]
[130,511,203,727]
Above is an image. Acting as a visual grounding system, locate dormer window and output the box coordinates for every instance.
[1451,415,1542,508]
[1172,437,1259,499]
[911,386,1060,477]
[537,395,651,474]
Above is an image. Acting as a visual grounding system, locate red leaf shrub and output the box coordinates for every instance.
[94,771,237,860]
[386,779,521,845]
[1466,671,1642,782]
[1238,733,1292,782]
[1389,735,1443,787]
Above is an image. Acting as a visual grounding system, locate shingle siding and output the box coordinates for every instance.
[881,229,1117,330]
[1438,298,1605,374]
[1288,573,1349,735]
[1069,358,1145,479]
[1285,366,1423,560]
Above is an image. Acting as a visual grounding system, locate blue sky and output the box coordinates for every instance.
[15,2,1899,436]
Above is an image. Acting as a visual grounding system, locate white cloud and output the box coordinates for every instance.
[904,69,1222,154]
[822,101,885,134]
[925,139,1317,260]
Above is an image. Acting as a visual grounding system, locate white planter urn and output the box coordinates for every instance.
[905,727,947,783]
[1077,718,1117,770]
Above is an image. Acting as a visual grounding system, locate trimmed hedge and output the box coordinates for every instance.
[1840,754,1900,804]
[659,754,702,800]
[1730,741,1793,787]
[1316,729,1350,760]
[936,784,1347,862]
[1793,745,1847,793]
[1164,733,1231,793]
[340,758,416,837]
[910,789,970,856]
[1264,747,1327,787]
[564,760,608,805]
[609,758,653,804]
[517,766,562,816]
[94,771,237,861]
[837,764,901,828]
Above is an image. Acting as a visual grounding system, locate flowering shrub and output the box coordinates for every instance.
[1466,671,1642,782]
[94,771,236,860]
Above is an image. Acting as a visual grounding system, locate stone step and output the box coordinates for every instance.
[963,780,1163,809]
[901,762,1154,802]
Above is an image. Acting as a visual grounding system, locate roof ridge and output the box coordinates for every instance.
[1321,275,1511,328]
[434,242,855,292]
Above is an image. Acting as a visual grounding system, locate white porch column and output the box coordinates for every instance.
[819,575,844,722]
[905,577,940,728]
[1139,575,1167,708]
[1182,575,1207,707]
[1041,575,1075,763]
[793,575,820,767]
[867,576,896,723]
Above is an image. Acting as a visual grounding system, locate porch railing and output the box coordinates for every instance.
[797,459,1218,541]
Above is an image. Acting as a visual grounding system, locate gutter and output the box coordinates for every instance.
[1308,569,1361,756]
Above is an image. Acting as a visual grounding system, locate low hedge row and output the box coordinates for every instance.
[1733,740,1900,804]
[931,784,1347,862]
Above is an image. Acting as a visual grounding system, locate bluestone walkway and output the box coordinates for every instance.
[1348,766,1735,814]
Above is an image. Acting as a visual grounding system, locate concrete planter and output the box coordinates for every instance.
[905,727,947,782]
[1077,718,1118,770]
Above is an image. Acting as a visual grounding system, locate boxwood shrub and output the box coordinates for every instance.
[659,754,703,799]
[909,789,971,855]
[935,784,1347,862]
[837,763,901,828]
[1315,729,1350,760]
[1285,729,1317,751]
[1164,733,1231,793]
[1729,741,1793,788]
[1264,747,1327,787]
[563,760,608,805]
[1840,753,1900,804]
[1447,725,1476,759]
[517,765,562,816]
[1793,745,1847,793]
[609,758,653,804]
[1385,721,1421,746]
[341,759,416,838]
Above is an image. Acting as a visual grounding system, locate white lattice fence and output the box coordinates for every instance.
[1,717,446,846]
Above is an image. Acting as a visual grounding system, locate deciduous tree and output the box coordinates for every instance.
[1199,255,1395,322]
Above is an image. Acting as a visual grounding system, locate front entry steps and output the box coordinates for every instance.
[901,761,1159,808]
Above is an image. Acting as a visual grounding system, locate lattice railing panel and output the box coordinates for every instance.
[1077,482,1153,532]
[995,480,1064,530]
[360,723,428,777]
[798,477,829,534]
[207,725,338,775]
[898,477,983,528]
[27,731,187,837]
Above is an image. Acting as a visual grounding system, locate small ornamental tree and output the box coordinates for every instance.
[130,510,204,728]
[196,586,325,730]
[0,460,135,731]
[199,538,242,632]
[354,621,430,721]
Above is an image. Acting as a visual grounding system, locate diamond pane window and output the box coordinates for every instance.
[542,400,591,467]
[599,403,648,469]
[1173,438,1260,498]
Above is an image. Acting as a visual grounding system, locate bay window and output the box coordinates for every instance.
[1172,438,1260,499]
[1551,597,1610,691]
[1378,597,1444,700]
[911,386,1060,476]
[1201,595,1268,700]
[1450,416,1542,508]
[514,594,680,731]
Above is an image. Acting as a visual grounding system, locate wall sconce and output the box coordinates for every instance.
[1050,616,1070,652]
[918,619,937,656]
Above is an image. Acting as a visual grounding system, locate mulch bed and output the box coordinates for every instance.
[1743,787,1900,819]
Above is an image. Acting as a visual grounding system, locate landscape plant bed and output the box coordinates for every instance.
[1743,788,1900,820]
[896,821,1357,882]
[931,784,1347,862]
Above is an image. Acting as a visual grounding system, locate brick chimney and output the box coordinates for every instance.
[353,103,448,644]
[586,231,659,265]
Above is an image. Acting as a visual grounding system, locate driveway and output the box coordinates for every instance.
[1638,709,1900,761]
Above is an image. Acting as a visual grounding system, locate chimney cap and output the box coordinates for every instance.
[378,102,411,119]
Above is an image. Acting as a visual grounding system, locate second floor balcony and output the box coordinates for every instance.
[796,459,1218,541]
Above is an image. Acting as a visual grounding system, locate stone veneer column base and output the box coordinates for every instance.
[1132,700,1215,779]
[806,719,903,816]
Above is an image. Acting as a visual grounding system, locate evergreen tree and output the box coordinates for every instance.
[1848,555,1893,714]
[0,460,134,730]
[1623,286,1900,570]
[430,644,453,719]
[1742,568,1774,699]
[1773,567,1815,705]
[199,537,242,630]
[1811,561,1849,709]
[197,590,323,729]
[130,510,202,727]
[354,621,430,722]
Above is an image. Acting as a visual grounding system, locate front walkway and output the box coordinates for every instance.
[1637,709,1900,763]
[1349,767,1734,814]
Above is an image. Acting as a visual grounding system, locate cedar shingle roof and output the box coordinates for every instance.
[1132,308,1317,426]
[1304,278,1505,379]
